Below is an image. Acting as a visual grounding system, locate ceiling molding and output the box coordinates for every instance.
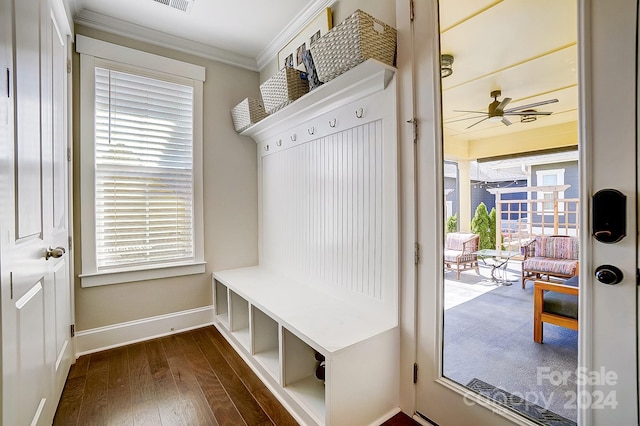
[74,9,259,71]
[256,0,337,71]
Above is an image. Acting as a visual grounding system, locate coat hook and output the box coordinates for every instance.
[276,139,282,146]
[329,118,337,128]
[308,126,315,135]
[355,108,364,118]
[290,134,297,141]
[264,144,270,152]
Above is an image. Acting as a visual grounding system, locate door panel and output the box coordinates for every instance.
[409,0,638,425]
[16,278,48,426]
[1,0,72,423]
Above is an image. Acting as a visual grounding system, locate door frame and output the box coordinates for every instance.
[397,0,639,425]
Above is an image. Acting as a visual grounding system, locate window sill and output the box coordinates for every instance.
[79,262,207,287]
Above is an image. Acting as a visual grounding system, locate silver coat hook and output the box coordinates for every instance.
[290,134,297,141]
[308,126,315,135]
[264,145,270,152]
[276,139,282,146]
[355,108,364,118]
[329,118,337,128]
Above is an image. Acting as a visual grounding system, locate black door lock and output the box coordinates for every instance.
[595,265,623,285]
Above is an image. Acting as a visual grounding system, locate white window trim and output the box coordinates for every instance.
[77,35,206,287]
[536,169,565,216]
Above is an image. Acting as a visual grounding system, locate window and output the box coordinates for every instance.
[536,169,565,215]
[78,36,206,287]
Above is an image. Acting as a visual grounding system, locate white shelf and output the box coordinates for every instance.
[252,305,280,379]
[241,59,396,141]
[214,280,228,326]
[230,290,250,350]
[286,375,326,425]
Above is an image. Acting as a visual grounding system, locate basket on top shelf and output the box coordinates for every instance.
[231,98,268,133]
[260,67,309,114]
[310,9,397,84]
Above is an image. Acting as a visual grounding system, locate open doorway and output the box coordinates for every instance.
[439,1,578,424]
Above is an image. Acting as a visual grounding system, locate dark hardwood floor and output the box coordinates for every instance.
[54,326,418,426]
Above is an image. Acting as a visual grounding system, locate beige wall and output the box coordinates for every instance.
[73,26,259,331]
[259,0,396,82]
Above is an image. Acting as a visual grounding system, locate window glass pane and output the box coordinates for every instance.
[94,67,194,270]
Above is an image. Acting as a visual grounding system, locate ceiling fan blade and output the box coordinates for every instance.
[495,97,512,112]
[504,98,559,112]
[446,115,488,123]
[466,116,489,129]
[504,111,553,116]
[502,117,512,126]
[453,109,487,114]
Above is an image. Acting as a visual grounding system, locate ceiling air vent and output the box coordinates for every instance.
[152,0,195,14]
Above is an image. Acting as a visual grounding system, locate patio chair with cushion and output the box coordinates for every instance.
[444,232,480,280]
[521,235,579,289]
[533,276,579,343]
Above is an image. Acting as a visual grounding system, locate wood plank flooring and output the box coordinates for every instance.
[54,326,418,426]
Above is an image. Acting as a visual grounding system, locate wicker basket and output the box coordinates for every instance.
[310,9,397,83]
[260,67,309,114]
[231,98,268,132]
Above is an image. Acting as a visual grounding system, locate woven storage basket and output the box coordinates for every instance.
[231,98,268,132]
[260,67,309,114]
[310,9,397,83]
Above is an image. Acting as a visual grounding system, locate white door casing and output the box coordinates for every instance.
[1,0,73,424]
[406,0,639,425]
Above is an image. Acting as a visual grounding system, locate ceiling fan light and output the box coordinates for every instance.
[520,109,538,123]
[441,54,454,78]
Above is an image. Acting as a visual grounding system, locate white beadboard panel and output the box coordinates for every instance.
[262,120,385,301]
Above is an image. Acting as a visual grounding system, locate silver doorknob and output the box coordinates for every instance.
[45,246,66,260]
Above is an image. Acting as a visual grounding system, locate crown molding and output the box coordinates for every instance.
[74,9,259,71]
[256,0,337,71]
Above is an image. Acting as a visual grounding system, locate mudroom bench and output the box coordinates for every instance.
[213,267,399,426]
[213,60,400,425]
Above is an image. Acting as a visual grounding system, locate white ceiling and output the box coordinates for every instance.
[439,0,578,144]
[69,0,578,145]
[70,0,330,70]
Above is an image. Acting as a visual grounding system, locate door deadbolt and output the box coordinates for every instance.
[595,264,623,285]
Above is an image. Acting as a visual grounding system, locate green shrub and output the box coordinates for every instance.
[446,213,458,234]
[471,202,497,250]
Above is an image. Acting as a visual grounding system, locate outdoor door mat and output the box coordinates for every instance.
[466,378,576,426]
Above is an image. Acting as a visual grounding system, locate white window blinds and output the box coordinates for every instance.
[94,67,195,270]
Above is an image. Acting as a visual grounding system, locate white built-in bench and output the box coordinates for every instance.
[213,266,398,426]
[213,60,400,426]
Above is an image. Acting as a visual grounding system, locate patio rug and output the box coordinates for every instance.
[467,378,576,426]
[443,280,578,422]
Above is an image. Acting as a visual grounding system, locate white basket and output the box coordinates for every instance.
[259,67,309,114]
[310,9,397,83]
[231,98,268,132]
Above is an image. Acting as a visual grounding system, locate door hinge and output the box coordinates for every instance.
[67,147,71,162]
[414,242,420,264]
[413,363,418,383]
[10,271,13,300]
[68,236,72,251]
[407,118,418,143]
[67,59,72,74]
[5,68,9,97]
[70,324,75,337]
[409,0,415,21]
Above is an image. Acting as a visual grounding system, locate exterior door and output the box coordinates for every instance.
[410,1,638,425]
[1,0,73,424]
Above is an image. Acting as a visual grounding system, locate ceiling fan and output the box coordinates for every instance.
[452,90,559,129]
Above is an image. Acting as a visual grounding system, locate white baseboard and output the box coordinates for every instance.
[75,305,214,356]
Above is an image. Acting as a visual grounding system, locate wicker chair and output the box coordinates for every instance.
[444,232,480,280]
[533,276,579,343]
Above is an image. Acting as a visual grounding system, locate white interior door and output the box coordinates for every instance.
[1,0,72,424]
[410,1,638,425]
